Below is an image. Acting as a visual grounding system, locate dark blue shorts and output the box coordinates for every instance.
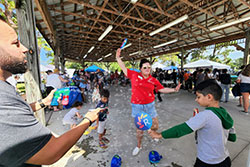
[240,83,250,93]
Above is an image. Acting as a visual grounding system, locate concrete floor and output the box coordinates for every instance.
[44,85,250,167]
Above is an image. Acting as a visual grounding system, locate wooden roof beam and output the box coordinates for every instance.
[34,0,55,40]
[180,0,223,22]
[67,0,165,27]
[152,32,246,58]
[52,9,150,33]
[239,0,250,9]
[90,0,109,31]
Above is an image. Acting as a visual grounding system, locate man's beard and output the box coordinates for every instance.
[2,61,27,74]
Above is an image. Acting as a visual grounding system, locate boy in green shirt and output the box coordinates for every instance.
[149,79,236,167]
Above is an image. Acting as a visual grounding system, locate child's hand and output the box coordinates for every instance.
[148,129,162,139]
[193,108,199,116]
[193,108,199,113]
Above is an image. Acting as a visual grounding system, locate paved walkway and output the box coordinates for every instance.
[45,85,250,167]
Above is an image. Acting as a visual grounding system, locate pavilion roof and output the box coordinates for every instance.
[34,0,250,62]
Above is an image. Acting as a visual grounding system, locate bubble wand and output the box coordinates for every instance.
[120,38,127,49]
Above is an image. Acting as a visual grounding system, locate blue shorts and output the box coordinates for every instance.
[131,101,157,118]
[240,83,250,93]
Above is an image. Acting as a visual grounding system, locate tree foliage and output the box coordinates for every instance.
[0,0,17,29]
[189,47,207,61]
[154,52,181,66]
[65,61,83,69]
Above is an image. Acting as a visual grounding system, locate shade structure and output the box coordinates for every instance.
[183,59,230,69]
[85,65,105,72]
[163,66,178,71]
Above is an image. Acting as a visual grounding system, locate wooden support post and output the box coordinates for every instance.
[244,28,250,65]
[15,0,45,125]
[180,49,185,70]
[177,49,190,70]
[54,42,60,70]
[60,55,65,73]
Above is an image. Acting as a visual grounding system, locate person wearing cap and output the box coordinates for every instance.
[0,16,101,166]
[46,68,68,111]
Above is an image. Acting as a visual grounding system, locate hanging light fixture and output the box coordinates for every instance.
[98,25,113,41]
[209,16,250,31]
[122,43,132,50]
[97,57,103,61]
[104,53,112,58]
[153,39,178,48]
[149,15,188,36]
[129,51,139,56]
[87,46,95,53]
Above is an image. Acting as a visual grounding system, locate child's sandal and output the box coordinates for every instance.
[102,137,110,143]
[99,142,108,149]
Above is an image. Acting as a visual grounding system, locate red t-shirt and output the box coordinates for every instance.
[127,69,164,104]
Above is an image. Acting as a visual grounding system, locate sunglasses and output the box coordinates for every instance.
[142,66,151,69]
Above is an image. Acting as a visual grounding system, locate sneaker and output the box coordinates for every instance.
[239,110,249,115]
[154,138,159,142]
[237,104,242,107]
[132,146,141,156]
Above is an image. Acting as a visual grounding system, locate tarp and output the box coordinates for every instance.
[85,65,105,72]
[163,66,178,71]
[152,62,166,69]
[183,59,230,69]
[63,86,83,109]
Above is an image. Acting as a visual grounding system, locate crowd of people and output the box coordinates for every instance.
[1,16,250,167]
[151,65,250,114]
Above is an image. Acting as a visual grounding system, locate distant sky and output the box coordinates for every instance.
[0,4,4,10]
[40,48,51,65]
[204,45,244,60]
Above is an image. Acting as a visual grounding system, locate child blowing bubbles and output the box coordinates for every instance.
[63,101,83,129]
[149,79,236,167]
[96,89,110,149]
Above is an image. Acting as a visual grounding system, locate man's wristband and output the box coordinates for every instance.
[84,117,92,126]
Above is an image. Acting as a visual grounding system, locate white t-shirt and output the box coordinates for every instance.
[46,74,62,89]
[185,110,229,164]
[237,74,250,84]
[207,73,214,79]
[6,76,17,89]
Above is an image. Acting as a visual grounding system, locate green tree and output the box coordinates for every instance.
[228,58,243,71]
[65,61,83,69]
[189,47,207,61]
[154,52,181,66]
[0,0,17,28]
